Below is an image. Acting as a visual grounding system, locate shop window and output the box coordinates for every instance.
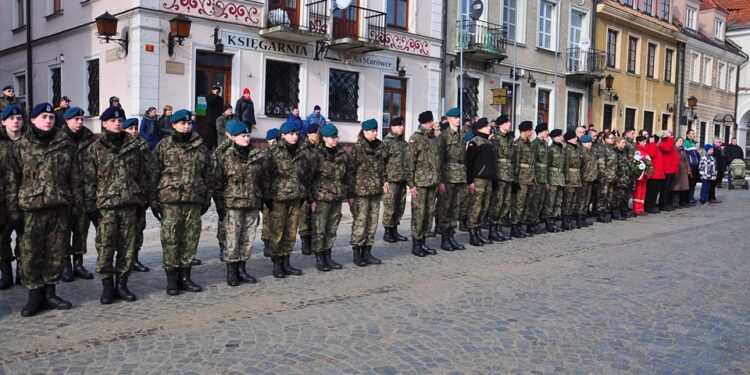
[265,60,300,117]
[86,59,99,116]
[329,69,359,122]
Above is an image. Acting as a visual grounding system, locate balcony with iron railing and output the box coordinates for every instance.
[566,47,606,80]
[455,20,507,63]
[328,5,387,53]
[259,0,329,43]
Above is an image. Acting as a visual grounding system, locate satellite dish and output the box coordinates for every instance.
[469,0,484,20]
[335,0,352,10]
[579,38,590,50]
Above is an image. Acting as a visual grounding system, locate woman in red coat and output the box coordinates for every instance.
[658,132,679,211]
[645,134,665,213]
[633,136,650,214]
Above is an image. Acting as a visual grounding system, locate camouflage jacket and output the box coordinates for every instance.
[563,142,582,188]
[548,142,565,187]
[64,126,96,194]
[299,138,321,187]
[347,136,386,197]
[495,131,515,182]
[407,127,441,188]
[266,140,308,202]
[512,136,536,185]
[581,147,598,182]
[383,131,408,183]
[312,144,350,202]
[531,137,549,184]
[214,144,266,210]
[597,143,617,183]
[614,148,632,187]
[149,132,212,206]
[83,134,148,212]
[0,126,22,173]
[439,127,466,184]
[6,128,83,212]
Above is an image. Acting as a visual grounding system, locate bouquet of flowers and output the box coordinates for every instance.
[631,151,655,180]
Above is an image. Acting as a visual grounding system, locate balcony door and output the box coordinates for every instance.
[568,10,584,71]
[333,1,359,39]
[269,0,299,27]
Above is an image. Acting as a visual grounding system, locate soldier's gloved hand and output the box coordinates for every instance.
[263,199,274,211]
[88,211,100,227]
[152,206,163,222]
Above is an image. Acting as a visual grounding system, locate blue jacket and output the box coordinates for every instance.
[287,114,305,135]
[140,116,161,150]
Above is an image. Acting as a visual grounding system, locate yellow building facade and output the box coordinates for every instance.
[592,0,687,133]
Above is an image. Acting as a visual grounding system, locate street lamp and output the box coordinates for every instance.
[95,12,129,57]
[167,15,192,59]
[687,95,698,131]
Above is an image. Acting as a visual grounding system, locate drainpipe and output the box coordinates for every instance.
[439,0,448,114]
[25,0,33,110]
[734,46,749,140]
[589,0,597,126]
[677,40,685,136]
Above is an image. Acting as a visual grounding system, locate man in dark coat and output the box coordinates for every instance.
[709,137,726,202]
[204,85,224,150]
[725,137,744,189]
[234,88,256,130]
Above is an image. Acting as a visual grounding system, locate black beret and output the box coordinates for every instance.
[564,130,577,141]
[30,103,54,118]
[549,129,563,138]
[391,116,404,126]
[535,123,548,133]
[518,120,533,132]
[636,135,647,142]
[653,135,660,142]
[495,114,510,125]
[418,111,434,124]
[472,117,489,131]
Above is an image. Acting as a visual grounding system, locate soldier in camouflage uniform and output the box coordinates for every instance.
[596,132,617,223]
[612,137,632,220]
[576,135,597,228]
[465,117,496,247]
[123,117,151,272]
[543,129,565,232]
[83,107,148,304]
[149,109,212,295]
[0,104,25,289]
[437,108,466,251]
[408,111,441,256]
[7,103,81,317]
[457,131,474,232]
[265,121,307,277]
[488,115,514,241]
[260,128,279,257]
[309,123,348,272]
[527,123,556,233]
[347,119,386,265]
[561,130,582,230]
[0,85,24,115]
[297,123,321,255]
[510,121,537,238]
[213,128,234,262]
[60,107,96,282]
[622,128,637,217]
[381,117,409,243]
[214,120,264,286]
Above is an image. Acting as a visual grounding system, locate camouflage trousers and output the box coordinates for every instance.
[577,182,594,215]
[438,183,463,232]
[411,186,437,241]
[135,207,146,250]
[614,183,631,211]
[467,179,492,229]
[67,213,90,256]
[525,182,547,224]
[225,208,259,262]
[459,188,470,220]
[160,203,202,269]
[0,217,23,261]
[382,181,407,228]
[512,184,535,225]
[268,200,302,257]
[597,182,614,213]
[543,186,564,219]
[350,196,381,247]
[489,180,513,224]
[298,201,313,237]
[260,206,270,242]
[313,201,342,253]
[217,217,226,250]
[20,207,69,290]
[562,187,579,216]
[96,206,137,279]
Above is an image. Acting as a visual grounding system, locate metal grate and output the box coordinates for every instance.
[51,67,61,107]
[457,75,479,121]
[87,59,99,116]
[265,60,300,117]
[329,69,359,122]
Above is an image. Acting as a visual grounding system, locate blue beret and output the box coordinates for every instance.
[226,120,249,136]
[123,118,139,129]
[361,119,377,130]
[1,104,22,121]
[170,109,192,123]
[445,107,461,117]
[280,121,297,134]
[320,123,338,138]
[463,131,475,143]
[266,128,280,140]
[100,106,125,121]
[30,103,54,118]
[2,85,14,91]
[64,106,85,120]
[580,135,592,143]
[307,122,320,134]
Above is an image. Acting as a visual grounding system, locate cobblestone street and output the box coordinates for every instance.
[1,190,749,374]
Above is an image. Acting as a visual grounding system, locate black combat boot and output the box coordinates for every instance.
[132,250,150,272]
[362,246,383,264]
[476,228,493,244]
[263,240,270,258]
[440,231,454,251]
[497,225,511,241]
[469,229,483,247]
[420,240,437,255]
[510,224,527,238]
[383,227,397,243]
[393,228,409,241]
[44,285,72,310]
[15,259,22,285]
[61,256,74,282]
[412,239,428,256]
[21,288,44,317]
[271,256,286,278]
[577,214,591,227]
[116,276,136,301]
[72,254,94,279]
[323,250,342,269]
[526,223,540,235]
[165,268,179,295]
[226,262,240,286]
[569,216,580,229]
[524,224,535,237]
[0,259,13,290]
[458,217,469,232]
[191,258,202,266]
[178,267,203,292]
[449,231,465,250]
[597,212,609,223]
[219,244,225,262]
[314,252,331,272]
[488,224,502,241]
[100,277,115,304]
[237,261,257,283]
[545,218,558,233]
[611,210,625,220]
[281,255,303,275]
[300,235,313,255]
[560,216,573,231]
[352,246,367,267]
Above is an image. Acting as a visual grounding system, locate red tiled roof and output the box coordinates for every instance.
[713,0,750,26]
[700,0,728,13]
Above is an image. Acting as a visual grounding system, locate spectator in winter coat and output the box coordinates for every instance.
[709,138,726,202]
[140,106,161,150]
[671,137,691,207]
[684,130,701,203]
[644,135,665,213]
[304,105,326,138]
[633,136,650,215]
[699,144,717,205]
[725,137,744,188]
[157,105,173,139]
[658,132,679,211]
[204,85,224,150]
[287,108,305,135]
[234,88,256,129]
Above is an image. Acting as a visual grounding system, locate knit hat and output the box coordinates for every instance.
[266,128,280,140]
[549,129,563,138]
[361,119,378,130]
[314,105,321,111]
[222,104,233,112]
[226,120,249,136]
[280,121,297,134]
[704,144,713,152]
[418,111,434,124]
[243,88,250,96]
[1,104,22,121]
[518,121,533,132]
[122,118,139,129]
[30,103,54,118]
[564,130,577,141]
[64,107,85,120]
[170,109,192,123]
[535,123,548,134]
[320,123,338,138]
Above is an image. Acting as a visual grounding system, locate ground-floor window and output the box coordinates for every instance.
[566,92,582,131]
[661,113,670,131]
[643,111,654,134]
[699,121,706,145]
[329,69,359,122]
[382,76,406,136]
[265,60,300,117]
[86,59,99,116]
[625,108,636,131]
[603,104,614,130]
[50,66,61,106]
[537,88,551,125]
[458,75,479,121]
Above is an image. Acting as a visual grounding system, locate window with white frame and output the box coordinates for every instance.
[644,0,653,16]
[86,59,100,116]
[660,0,670,20]
[717,62,726,90]
[646,43,657,78]
[538,0,555,50]
[503,0,517,42]
[568,10,585,70]
[703,56,713,86]
[686,7,696,29]
[13,73,26,102]
[664,48,674,83]
[13,0,25,29]
[606,29,618,68]
[627,36,638,74]
[729,66,737,92]
[691,53,700,82]
[715,19,724,40]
